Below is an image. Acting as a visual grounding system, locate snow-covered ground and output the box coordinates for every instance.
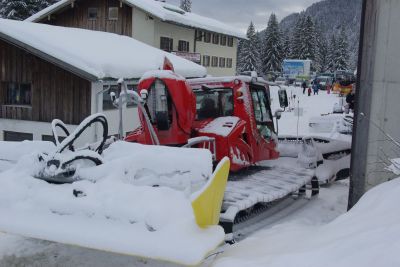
[0,87,354,266]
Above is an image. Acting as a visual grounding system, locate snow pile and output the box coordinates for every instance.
[26,0,245,39]
[213,178,400,267]
[0,19,206,80]
[0,141,55,172]
[386,158,400,175]
[0,141,223,265]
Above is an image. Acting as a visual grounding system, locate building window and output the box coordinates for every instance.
[160,37,173,52]
[212,34,219,45]
[228,37,234,47]
[202,55,210,67]
[219,57,226,68]
[220,35,227,46]
[42,134,66,144]
[88,7,98,19]
[226,58,233,68]
[196,30,203,41]
[103,84,137,110]
[211,56,218,67]
[4,131,33,141]
[178,40,190,52]
[204,32,211,43]
[5,82,31,106]
[108,7,119,20]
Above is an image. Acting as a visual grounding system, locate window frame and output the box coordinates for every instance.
[228,37,234,47]
[160,36,174,52]
[211,56,218,67]
[4,82,32,106]
[219,57,226,68]
[88,7,98,20]
[212,33,219,45]
[204,32,211,43]
[226,58,233,68]
[108,7,119,20]
[220,35,227,46]
[202,55,210,67]
[178,40,190,52]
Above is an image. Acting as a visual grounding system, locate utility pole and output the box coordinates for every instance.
[349,0,400,209]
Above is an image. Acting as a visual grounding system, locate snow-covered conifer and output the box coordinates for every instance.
[261,13,282,74]
[180,0,192,12]
[314,28,329,72]
[291,15,305,59]
[1,0,55,20]
[335,26,350,70]
[300,15,316,61]
[239,22,260,73]
[281,30,291,60]
[327,35,337,71]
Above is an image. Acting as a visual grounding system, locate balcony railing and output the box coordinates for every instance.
[0,104,32,121]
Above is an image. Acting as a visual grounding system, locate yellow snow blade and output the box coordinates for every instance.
[191,157,230,228]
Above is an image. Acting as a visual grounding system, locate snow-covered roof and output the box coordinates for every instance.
[0,19,206,81]
[25,0,246,39]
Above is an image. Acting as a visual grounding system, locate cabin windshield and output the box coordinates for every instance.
[194,88,233,120]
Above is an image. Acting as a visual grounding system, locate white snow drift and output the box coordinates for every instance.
[214,177,400,267]
[0,141,224,265]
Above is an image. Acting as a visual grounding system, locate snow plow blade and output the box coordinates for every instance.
[0,145,229,266]
[192,157,230,227]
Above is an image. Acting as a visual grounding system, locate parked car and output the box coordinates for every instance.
[317,76,333,90]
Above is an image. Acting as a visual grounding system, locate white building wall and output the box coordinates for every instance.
[153,19,195,52]
[131,7,155,46]
[196,37,238,77]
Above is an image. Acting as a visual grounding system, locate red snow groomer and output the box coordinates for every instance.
[125,72,281,172]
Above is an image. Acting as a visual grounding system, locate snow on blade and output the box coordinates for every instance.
[0,141,224,265]
[0,19,206,80]
[214,178,400,267]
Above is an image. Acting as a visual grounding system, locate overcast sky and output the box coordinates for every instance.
[166,0,319,33]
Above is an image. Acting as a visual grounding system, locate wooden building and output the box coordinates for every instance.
[0,19,205,143]
[26,0,245,76]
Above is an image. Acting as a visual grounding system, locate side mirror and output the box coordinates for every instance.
[274,109,283,120]
[278,88,289,109]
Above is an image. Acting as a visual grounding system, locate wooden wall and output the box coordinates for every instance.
[0,39,91,125]
[42,0,132,36]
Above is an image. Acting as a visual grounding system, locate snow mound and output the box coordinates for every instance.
[0,141,223,265]
[214,178,400,267]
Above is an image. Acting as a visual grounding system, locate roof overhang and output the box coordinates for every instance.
[0,31,98,82]
[28,0,246,39]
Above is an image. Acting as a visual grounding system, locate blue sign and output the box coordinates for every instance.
[283,61,305,78]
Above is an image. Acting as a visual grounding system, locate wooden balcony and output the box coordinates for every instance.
[0,105,33,121]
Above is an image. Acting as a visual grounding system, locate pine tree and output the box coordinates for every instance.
[336,26,350,70]
[255,32,263,74]
[281,29,291,60]
[291,15,305,59]
[180,0,192,12]
[300,15,316,61]
[239,22,260,73]
[1,0,56,20]
[314,27,329,72]
[261,13,282,74]
[327,35,337,71]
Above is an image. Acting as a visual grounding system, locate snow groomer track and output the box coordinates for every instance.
[220,165,318,239]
